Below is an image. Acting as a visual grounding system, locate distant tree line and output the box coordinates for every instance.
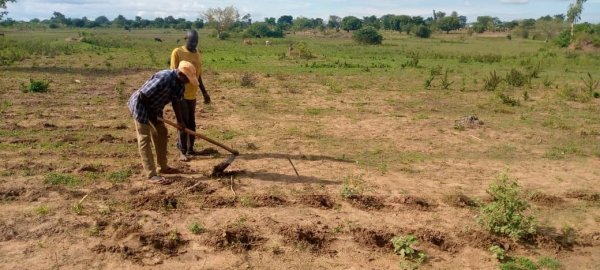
[1,8,598,46]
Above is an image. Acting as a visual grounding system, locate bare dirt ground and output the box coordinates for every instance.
[1,67,599,270]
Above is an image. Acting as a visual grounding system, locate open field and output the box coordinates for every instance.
[1,28,600,269]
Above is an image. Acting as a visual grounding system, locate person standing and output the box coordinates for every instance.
[128,61,198,184]
[170,29,211,161]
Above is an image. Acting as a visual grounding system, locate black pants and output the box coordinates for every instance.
[177,99,197,154]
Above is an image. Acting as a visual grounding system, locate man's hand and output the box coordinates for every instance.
[176,121,187,131]
[203,93,211,104]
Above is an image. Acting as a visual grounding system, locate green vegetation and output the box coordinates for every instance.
[107,169,132,183]
[353,27,383,45]
[189,222,204,235]
[391,235,427,270]
[22,79,49,93]
[477,172,536,240]
[34,204,50,215]
[44,173,81,187]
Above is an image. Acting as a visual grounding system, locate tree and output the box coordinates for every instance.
[353,26,382,45]
[341,16,362,32]
[327,15,341,29]
[415,25,431,38]
[277,15,293,29]
[193,19,204,29]
[94,16,109,27]
[0,0,15,20]
[438,16,461,33]
[51,11,67,25]
[203,6,240,39]
[264,17,276,25]
[567,0,587,38]
[113,14,127,28]
[293,16,313,31]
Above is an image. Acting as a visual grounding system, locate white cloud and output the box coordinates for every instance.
[500,0,529,4]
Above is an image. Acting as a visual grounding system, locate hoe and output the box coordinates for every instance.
[158,117,239,176]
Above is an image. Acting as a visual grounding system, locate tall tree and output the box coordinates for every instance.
[0,0,15,20]
[341,16,362,32]
[567,0,587,38]
[328,15,341,29]
[203,6,240,39]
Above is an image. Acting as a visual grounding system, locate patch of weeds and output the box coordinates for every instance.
[505,68,526,87]
[440,69,453,90]
[107,169,132,183]
[391,235,427,270]
[305,107,323,116]
[489,245,506,261]
[222,129,238,140]
[44,173,81,187]
[189,222,204,235]
[484,70,502,91]
[497,92,520,106]
[340,174,367,199]
[71,202,84,215]
[114,80,126,101]
[34,205,50,215]
[429,65,442,76]
[558,84,591,102]
[522,91,529,101]
[239,196,256,207]
[240,72,256,87]
[0,101,11,114]
[542,77,554,88]
[499,256,561,270]
[544,145,581,160]
[580,72,599,96]
[424,75,435,89]
[401,52,419,68]
[477,171,536,240]
[22,79,50,93]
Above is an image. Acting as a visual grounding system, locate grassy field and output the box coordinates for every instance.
[1,28,599,269]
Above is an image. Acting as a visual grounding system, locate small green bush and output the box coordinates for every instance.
[189,222,204,235]
[484,71,502,91]
[353,26,383,45]
[477,172,536,240]
[505,69,527,87]
[415,26,431,38]
[498,93,520,106]
[22,79,49,93]
[391,235,418,257]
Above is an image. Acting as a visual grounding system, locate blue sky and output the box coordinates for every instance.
[5,0,600,23]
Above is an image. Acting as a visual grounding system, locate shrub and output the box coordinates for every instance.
[477,172,536,240]
[489,245,506,261]
[505,69,527,87]
[415,26,431,38]
[189,222,204,235]
[498,93,520,106]
[240,72,256,87]
[554,30,571,48]
[580,72,599,96]
[22,79,49,93]
[484,70,502,91]
[352,26,383,45]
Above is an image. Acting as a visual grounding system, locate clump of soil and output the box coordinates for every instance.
[0,187,24,201]
[391,195,435,210]
[253,195,288,207]
[443,193,478,208]
[414,228,456,252]
[75,164,106,173]
[206,224,264,251]
[455,115,484,129]
[280,225,331,252]
[345,195,385,210]
[351,228,394,250]
[182,179,215,194]
[111,216,142,239]
[200,196,236,208]
[91,244,138,260]
[457,230,512,251]
[0,221,19,241]
[297,194,334,209]
[130,193,178,211]
[139,231,187,255]
[97,134,120,143]
[565,191,600,202]
[529,192,565,207]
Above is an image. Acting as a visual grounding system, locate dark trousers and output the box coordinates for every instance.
[177,99,197,154]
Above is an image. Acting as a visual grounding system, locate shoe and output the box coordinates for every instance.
[148,176,173,185]
[159,167,181,174]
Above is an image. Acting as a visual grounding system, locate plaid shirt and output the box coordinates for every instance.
[128,70,184,124]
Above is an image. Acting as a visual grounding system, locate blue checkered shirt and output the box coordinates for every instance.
[128,70,184,124]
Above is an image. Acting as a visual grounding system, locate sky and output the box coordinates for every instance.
[4,0,600,23]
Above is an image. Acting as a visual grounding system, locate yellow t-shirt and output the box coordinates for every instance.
[170,46,202,100]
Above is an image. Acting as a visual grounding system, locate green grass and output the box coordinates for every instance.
[106,169,132,183]
[44,173,81,187]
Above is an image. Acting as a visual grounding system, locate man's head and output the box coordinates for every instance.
[186,29,198,52]
[176,61,199,86]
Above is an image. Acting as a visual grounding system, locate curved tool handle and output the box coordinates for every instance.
[158,117,239,156]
